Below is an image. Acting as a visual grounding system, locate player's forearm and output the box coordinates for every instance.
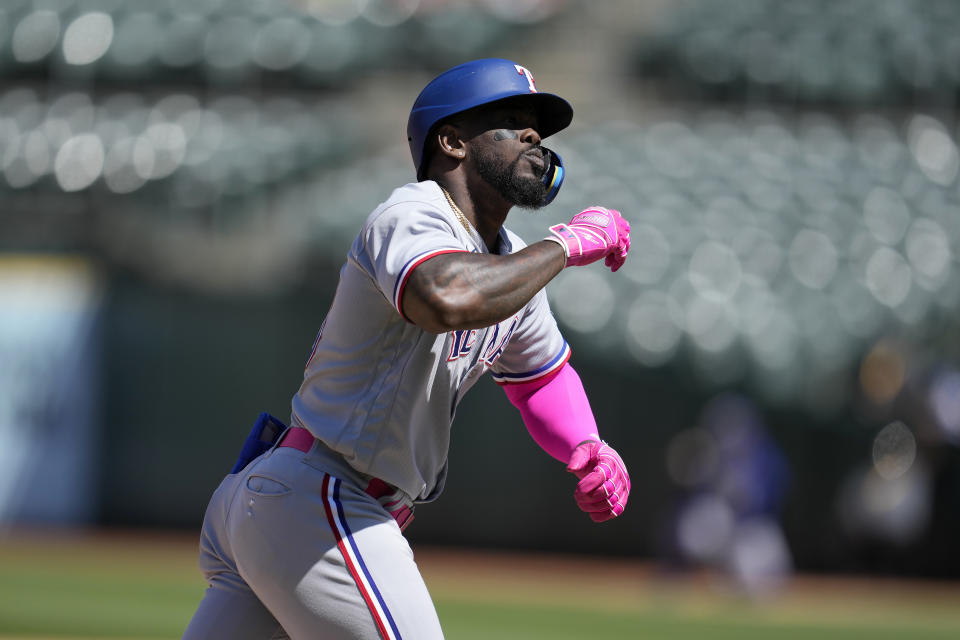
[502,363,598,463]
[403,240,566,333]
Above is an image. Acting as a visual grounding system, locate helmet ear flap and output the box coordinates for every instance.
[540,148,564,206]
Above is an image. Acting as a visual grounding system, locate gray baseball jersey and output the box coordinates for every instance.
[290,180,570,503]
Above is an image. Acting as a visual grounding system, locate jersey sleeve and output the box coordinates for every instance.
[360,202,468,321]
[490,287,571,385]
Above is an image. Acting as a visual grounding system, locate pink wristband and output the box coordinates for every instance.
[502,363,598,463]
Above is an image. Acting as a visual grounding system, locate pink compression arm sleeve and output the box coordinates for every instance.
[501,363,599,463]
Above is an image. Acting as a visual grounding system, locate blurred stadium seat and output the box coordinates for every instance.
[631,0,960,105]
[0,88,354,196]
[0,0,551,85]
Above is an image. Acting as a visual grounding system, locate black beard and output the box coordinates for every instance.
[474,147,547,209]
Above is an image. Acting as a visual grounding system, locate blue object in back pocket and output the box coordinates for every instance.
[230,412,288,474]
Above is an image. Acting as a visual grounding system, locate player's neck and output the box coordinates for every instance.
[437,178,509,251]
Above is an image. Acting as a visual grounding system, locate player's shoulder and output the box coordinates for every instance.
[363,180,446,228]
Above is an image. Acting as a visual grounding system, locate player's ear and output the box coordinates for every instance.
[436,123,466,161]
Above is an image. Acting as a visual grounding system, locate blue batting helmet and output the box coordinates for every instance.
[407,58,573,203]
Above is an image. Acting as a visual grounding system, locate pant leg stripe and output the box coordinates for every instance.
[321,475,401,640]
[333,480,404,640]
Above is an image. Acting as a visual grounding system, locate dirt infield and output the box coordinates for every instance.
[413,545,960,625]
[5,527,960,610]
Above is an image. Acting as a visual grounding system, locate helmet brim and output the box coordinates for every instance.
[478,92,573,140]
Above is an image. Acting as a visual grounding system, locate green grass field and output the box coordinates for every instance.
[1,530,958,639]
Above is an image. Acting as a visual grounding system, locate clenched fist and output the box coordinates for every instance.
[545,207,630,272]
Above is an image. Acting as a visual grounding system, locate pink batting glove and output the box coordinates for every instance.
[566,440,630,523]
[545,207,631,272]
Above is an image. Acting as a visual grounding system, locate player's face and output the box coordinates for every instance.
[460,101,549,209]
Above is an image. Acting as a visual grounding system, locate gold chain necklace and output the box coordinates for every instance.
[439,185,473,235]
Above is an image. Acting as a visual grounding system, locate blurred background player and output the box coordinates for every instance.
[183,58,631,639]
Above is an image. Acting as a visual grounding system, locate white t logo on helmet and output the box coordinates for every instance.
[514,64,537,93]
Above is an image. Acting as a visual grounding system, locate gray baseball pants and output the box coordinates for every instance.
[182,436,444,639]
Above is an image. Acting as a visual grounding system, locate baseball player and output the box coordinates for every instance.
[183,58,631,640]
